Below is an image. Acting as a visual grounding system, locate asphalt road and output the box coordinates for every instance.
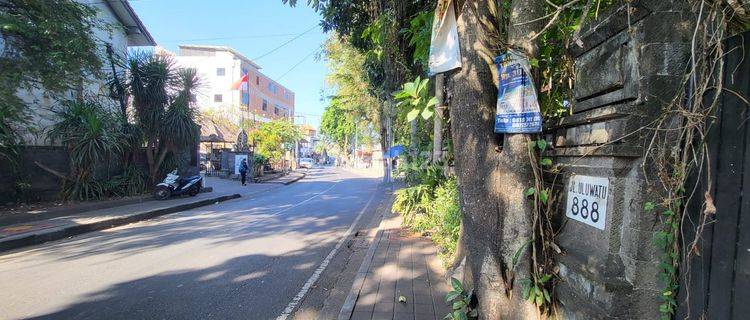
[0,167,383,320]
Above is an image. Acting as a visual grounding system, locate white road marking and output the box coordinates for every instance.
[275,186,379,320]
[268,181,341,217]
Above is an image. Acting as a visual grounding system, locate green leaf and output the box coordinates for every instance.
[452,300,466,309]
[393,90,411,100]
[445,291,460,303]
[451,277,463,292]
[421,107,434,119]
[535,293,544,305]
[417,77,430,94]
[543,288,551,303]
[456,310,468,320]
[538,274,552,284]
[644,202,655,212]
[525,187,536,197]
[536,139,547,152]
[404,82,417,96]
[522,283,531,300]
[512,239,533,267]
[540,158,553,167]
[529,58,539,68]
[406,108,420,122]
[426,96,439,107]
[540,189,549,204]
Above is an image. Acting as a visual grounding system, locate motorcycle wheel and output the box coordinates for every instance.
[188,185,200,197]
[154,186,171,200]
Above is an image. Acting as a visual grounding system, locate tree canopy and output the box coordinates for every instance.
[253,119,302,165]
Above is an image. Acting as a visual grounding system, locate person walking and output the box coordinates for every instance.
[239,159,249,186]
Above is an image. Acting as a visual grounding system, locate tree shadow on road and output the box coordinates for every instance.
[0,177,382,267]
[22,248,329,320]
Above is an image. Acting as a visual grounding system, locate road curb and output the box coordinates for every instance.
[283,172,307,185]
[0,193,241,254]
[336,188,395,320]
[337,229,385,320]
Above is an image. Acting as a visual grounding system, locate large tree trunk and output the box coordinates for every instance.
[449,0,543,318]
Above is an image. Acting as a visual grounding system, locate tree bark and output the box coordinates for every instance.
[449,0,543,318]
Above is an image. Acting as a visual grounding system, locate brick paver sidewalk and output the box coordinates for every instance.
[343,214,452,320]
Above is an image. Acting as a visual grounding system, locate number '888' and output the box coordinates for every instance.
[570,196,600,223]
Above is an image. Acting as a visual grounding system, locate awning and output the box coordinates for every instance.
[384,145,406,158]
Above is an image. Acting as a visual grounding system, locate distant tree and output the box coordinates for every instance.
[253,120,301,167]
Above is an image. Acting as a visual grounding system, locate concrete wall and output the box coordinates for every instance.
[0,147,70,203]
[544,1,693,318]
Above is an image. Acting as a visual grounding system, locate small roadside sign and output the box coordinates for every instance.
[565,175,609,230]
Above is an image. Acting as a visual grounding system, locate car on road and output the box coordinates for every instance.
[299,158,314,169]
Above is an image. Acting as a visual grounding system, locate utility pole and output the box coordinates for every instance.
[384,102,393,184]
[433,74,445,163]
[353,121,358,168]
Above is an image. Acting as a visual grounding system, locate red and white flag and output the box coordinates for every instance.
[230,74,249,90]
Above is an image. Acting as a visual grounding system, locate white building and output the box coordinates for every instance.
[14,0,155,145]
[166,45,295,127]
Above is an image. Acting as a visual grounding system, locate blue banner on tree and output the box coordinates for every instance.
[493,50,542,133]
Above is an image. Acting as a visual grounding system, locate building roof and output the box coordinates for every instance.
[178,45,262,69]
[102,0,156,46]
[198,115,240,143]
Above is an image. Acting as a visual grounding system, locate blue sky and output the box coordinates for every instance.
[130,0,328,129]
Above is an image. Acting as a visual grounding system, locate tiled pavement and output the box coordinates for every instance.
[347,222,453,320]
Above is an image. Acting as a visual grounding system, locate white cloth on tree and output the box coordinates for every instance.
[428,0,462,75]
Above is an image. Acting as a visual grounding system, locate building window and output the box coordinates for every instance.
[262,99,268,111]
[284,91,290,100]
[216,68,225,76]
[256,76,260,85]
[268,83,277,94]
[214,94,223,102]
[274,106,279,115]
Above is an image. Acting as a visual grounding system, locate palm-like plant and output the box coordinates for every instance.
[126,52,200,183]
[48,100,123,200]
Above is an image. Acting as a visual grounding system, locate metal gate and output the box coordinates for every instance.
[678,31,750,320]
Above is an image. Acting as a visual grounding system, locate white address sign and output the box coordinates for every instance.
[565,175,609,230]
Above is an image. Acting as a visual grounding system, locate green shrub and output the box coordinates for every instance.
[432,178,461,259]
[393,184,432,225]
[49,100,123,201]
[392,177,462,264]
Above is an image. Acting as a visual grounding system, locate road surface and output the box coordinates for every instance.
[0,167,382,320]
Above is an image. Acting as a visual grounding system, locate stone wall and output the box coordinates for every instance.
[0,147,70,203]
[543,1,693,318]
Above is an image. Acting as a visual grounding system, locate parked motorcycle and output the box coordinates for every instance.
[154,169,203,200]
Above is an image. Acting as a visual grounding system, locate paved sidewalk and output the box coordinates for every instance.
[340,209,452,320]
[0,177,282,253]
